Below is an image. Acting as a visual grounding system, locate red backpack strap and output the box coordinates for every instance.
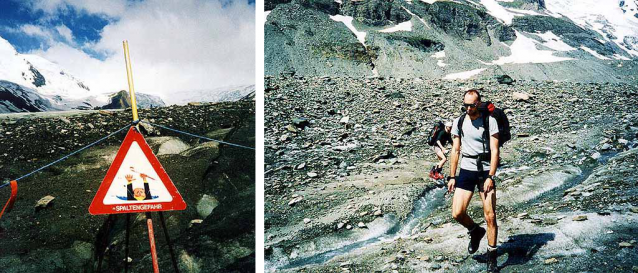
[486,102,495,114]
[0,180,18,220]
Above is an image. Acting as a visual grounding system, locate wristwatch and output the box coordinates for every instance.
[447,176,456,181]
[486,175,495,181]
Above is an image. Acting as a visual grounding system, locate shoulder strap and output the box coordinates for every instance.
[458,114,466,138]
[482,114,490,154]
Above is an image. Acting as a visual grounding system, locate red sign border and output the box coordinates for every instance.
[89,126,187,215]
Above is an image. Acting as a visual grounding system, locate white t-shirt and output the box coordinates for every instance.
[451,114,499,171]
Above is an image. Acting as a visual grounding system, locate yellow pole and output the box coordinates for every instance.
[123,40,139,121]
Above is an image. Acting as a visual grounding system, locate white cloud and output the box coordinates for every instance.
[20,24,52,40]
[25,0,255,100]
[55,24,73,42]
[24,0,128,18]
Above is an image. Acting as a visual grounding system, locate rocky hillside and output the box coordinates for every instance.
[265,0,638,82]
[0,101,255,273]
[101,90,166,110]
[168,85,257,106]
[264,75,638,272]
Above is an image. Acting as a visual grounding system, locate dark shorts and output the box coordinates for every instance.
[455,169,494,193]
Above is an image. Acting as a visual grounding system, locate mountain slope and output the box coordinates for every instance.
[265,0,638,81]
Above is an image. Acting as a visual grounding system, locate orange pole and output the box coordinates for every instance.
[146,212,160,273]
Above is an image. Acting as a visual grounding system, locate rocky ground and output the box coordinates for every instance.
[0,101,255,273]
[264,76,638,272]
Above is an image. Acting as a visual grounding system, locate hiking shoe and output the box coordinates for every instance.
[435,172,445,180]
[487,247,498,272]
[468,226,486,254]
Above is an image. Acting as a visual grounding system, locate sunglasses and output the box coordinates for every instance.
[462,102,479,108]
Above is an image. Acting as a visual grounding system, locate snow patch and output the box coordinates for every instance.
[580,46,611,60]
[506,8,543,16]
[443,68,486,80]
[378,21,412,33]
[545,0,638,57]
[613,54,631,60]
[486,31,574,65]
[535,31,576,52]
[264,11,271,24]
[430,51,445,58]
[480,0,515,25]
[402,6,429,28]
[437,60,447,67]
[330,15,367,46]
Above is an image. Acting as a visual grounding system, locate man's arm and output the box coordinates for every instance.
[484,133,499,192]
[448,135,461,192]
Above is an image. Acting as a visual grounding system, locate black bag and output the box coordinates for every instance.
[458,101,511,148]
[427,121,445,146]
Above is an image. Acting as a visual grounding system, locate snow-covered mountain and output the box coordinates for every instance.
[167,85,256,105]
[265,0,638,81]
[0,36,104,111]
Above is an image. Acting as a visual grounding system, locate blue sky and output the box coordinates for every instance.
[0,0,255,97]
[0,0,113,58]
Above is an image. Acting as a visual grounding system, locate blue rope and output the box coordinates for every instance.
[0,122,133,189]
[140,120,255,150]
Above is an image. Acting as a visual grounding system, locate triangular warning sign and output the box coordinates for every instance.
[89,126,186,215]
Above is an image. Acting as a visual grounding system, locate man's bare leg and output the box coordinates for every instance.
[435,149,447,169]
[479,189,498,246]
[451,188,475,229]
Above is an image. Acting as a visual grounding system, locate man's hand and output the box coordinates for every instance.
[125,174,135,183]
[447,178,455,193]
[483,178,494,193]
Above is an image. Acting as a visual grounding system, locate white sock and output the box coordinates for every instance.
[487,244,497,252]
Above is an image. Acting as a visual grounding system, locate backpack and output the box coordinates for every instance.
[457,101,511,149]
[427,121,445,146]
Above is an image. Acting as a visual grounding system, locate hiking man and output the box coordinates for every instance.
[429,121,453,180]
[447,89,500,272]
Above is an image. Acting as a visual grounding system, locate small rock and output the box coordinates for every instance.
[307,172,318,178]
[288,196,303,206]
[544,257,558,264]
[303,218,311,224]
[292,118,310,129]
[296,163,306,170]
[512,92,531,101]
[619,242,634,248]
[35,195,55,211]
[196,194,219,218]
[420,256,430,261]
[285,125,298,133]
[189,219,203,228]
[279,134,290,142]
[431,264,441,270]
[337,223,345,230]
[591,152,601,160]
[517,212,528,218]
[374,210,383,216]
[340,116,350,124]
[346,224,353,230]
[630,207,638,213]
[358,222,367,228]
[572,215,588,221]
[601,143,612,151]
